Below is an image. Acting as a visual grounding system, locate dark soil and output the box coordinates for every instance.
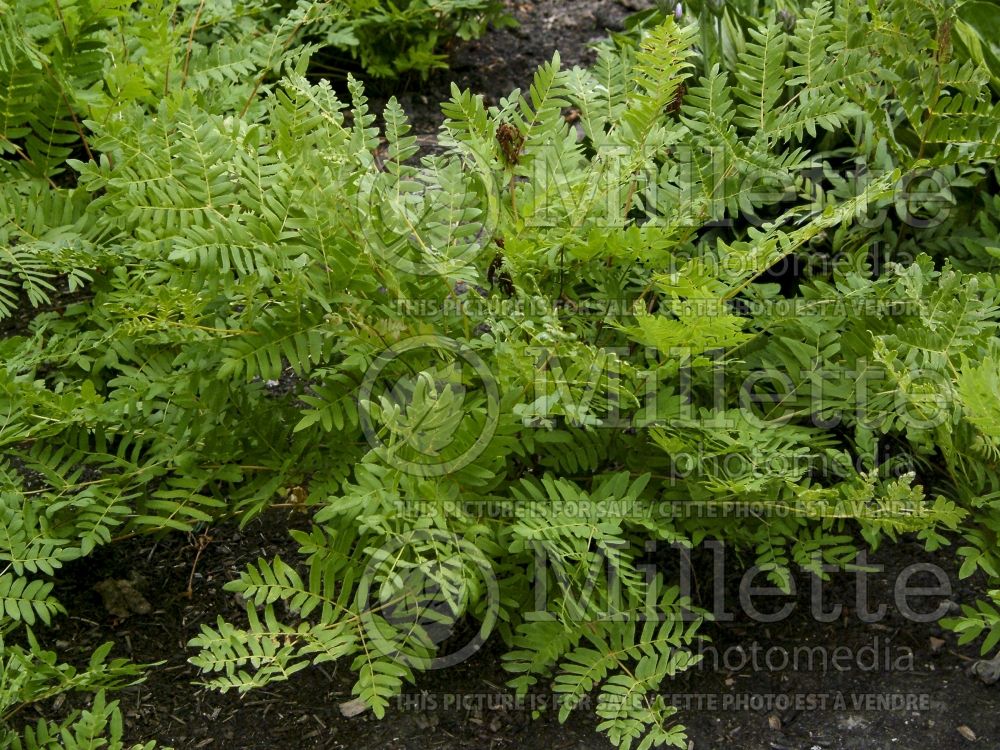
[16,2,1000,749]
[362,0,642,136]
[30,515,1000,750]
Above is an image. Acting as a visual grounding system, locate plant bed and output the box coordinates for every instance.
[2,1,1000,749]
[21,519,999,749]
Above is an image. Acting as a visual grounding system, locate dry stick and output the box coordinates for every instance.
[185,532,213,598]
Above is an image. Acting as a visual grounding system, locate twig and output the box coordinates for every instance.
[185,532,214,598]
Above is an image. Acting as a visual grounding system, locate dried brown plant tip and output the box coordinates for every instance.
[496,122,525,165]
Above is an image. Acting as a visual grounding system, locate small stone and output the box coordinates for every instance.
[970,653,1000,685]
[94,578,152,619]
[339,698,370,718]
[957,725,977,742]
[594,9,624,32]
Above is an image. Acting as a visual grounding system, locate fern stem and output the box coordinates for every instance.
[239,1,329,118]
[0,134,58,189]
[43,62,93,164]
[180,0,207,90]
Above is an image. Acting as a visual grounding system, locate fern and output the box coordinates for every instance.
[2,2,1000,748]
